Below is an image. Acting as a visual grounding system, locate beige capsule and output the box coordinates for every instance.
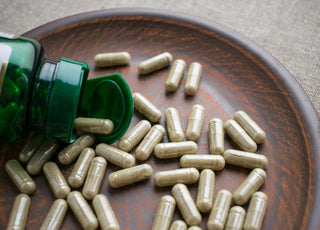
[234,111,266,144]
[224,120,257,153]
[243,192,268,230]
[196,169,215,213]
[26,139,59,175]
[5,159,36,195]
[154,168,199,187]
[154,141,198,159]
[135,125,165,161]
[68,148,95,188]
[165,59,186,92]
[7,194,31,230]
[188,227,202,230]
[172,183,202,226]
[180,155,225,171]
[184,62,202,95]
[108,164,153,188]
[186,105,205,141]
[170,220,187,230]
[225,206,246,230]
[82,157,107,200]
[207,190,232,230]
[209,118,224,155]
[133,92,162,122]
[40,199,68,230]
[19,131,44,164]
[233,168,267,205]
[138,52,173,75]
[165,107,184,142]
[74,117,114,135]
[93,194,120,230]
[95,143,135,168]
[43,162,71,199]
[118,120,151,152]
[152,195,176,230]
[223,149,268,169]
[94,52,131,67]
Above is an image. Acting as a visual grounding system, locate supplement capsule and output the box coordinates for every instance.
[207,190,232,230]
[94,52,131,67]
[154,168,199,187]
[5,159,36,194]
[170,220,187,230]
[184,62,202,95]
[154,141,198,159]
[82,157,107,200]
[58,134,95,165]
[26,139,59,175]
[138,52,173,75]
[118,120,151,152]
[165,107,184,142]
[108,164,153,188]
[67,191,98,230]
[93,194,120,230]
[152,195,176,230]
[165,59,186,92]
[188,227,202,230]
[135,125,165,161]
[172,183,202,226]
[233,168,267,205]
[196,169,215,213]
[225,206,246,230]
[68,148,95,188]
[234,111,266,144]
[186,105,205,141]
[224,120,257,153]
[74,117,114,135]
[96,143,135,168]
[180,155,225,171]
[7,194,31,230]
[43,162,71,199]
[243,192,268,230]
[223,149,268,169]
[209,118,224,155]
[40,199,68,230]
[133,92,162,122]
[19,131,44,164]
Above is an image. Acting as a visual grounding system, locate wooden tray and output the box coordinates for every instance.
[1,9,319,229]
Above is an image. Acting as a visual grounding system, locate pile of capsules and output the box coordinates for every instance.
[5,51,268,230]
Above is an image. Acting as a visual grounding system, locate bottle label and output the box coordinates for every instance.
[0,43,12,94]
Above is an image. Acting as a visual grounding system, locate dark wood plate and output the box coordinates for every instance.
[1,9,319,230]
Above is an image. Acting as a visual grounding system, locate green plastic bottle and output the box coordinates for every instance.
[0,32,133,143]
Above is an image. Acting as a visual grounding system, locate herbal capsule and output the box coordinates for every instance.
[186,105,205,141]
[154,141,198,159]
[93,194,120,230]
[152,195,176,230]
[7,194,30,230]
[58,134,95,165]
[154,168,199,187]
[234,111,266,144]
[165,107,184,142]
[207,190,232,230]
[94,52,131,67]
[184,62,202,95]
[74,117,114,135]
[40,199,68,230]
[68,148,95,188]
[224,120,257,153]
[172,183,202,226]
[209,118,224,155]
[95,143,135,168]
[82,157,107,200]
[225,206,246,230]
[108,164,153,188]
[26,139,59,175]
[133,92,162,122]
[165,59,186,92]
[5,159,36,194]
[19,132,44,164]
[118,120,151,152]
[233,168,267,205]
[188,227,202,230]
[223,149,268,169]
[243,192,268,230]
[170,220,187,230]
[67,191,98,230]
[196,169,215,213]
[138,52,173,75]
[43,162,71,199]
[180,155,225,171]
[135,125,165,161]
